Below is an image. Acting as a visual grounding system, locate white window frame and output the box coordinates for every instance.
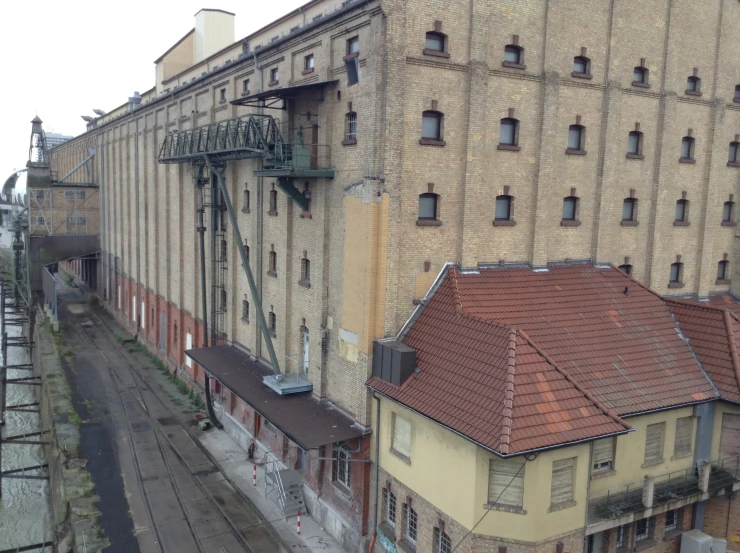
[333,444,351,491]
[665,509,678,532]
[592,437,615,474]
[404,503,417,545]
[383,489,396,530]
[634,518,650,542]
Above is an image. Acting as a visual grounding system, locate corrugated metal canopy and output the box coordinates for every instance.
[185,345,368,449]
[230,80,338,108]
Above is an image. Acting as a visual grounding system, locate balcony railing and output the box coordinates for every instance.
[587,455,740,524]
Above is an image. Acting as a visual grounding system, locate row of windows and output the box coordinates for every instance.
[598,509,683,553]
[424,29,740,101]
[489,417,694,511]
[422,111,740,165]
[381,488,450,553]
[418,192,737,230]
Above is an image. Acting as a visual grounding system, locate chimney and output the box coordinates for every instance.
[194,9,236,64]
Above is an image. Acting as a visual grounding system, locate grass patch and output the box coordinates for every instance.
[68,408,82,426]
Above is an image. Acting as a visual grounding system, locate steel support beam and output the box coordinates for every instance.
[204,156,282,376]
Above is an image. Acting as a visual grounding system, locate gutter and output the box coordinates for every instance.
[367,387,632,459]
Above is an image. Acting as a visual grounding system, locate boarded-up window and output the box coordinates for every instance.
[592,437,615,473]
[720,413,740,459]
[392,414,412,459]
[488,459,524,507]
[674,417,693,457]
[644,423,665,463]
[550,458,575,505]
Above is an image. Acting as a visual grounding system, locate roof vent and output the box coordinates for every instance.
[624,286,629,296]
[372,340,416,386]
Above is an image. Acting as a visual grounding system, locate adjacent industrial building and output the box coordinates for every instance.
[40,0,740,552]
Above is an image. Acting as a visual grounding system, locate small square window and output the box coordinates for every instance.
[622,198,637,222]
[670,263,682,284]
[495,195,512,221]
[421,111,443,141]
[681,137,695,161]
[418,193,438,220]
[723,201,734,223]
[499,118,519,147]
[562,197,578,221]
[729,142,739,165]
[425,32,445,52]
[675,199,688,222]
[567,125,585,153]
[718,260,729,281]
[504,45,522,64]
[305,54,314,71]
[633,66,648,84]
[270,68,279,83]
[687,76,701,94]
[619,264,632,275]
[243,79,250,94]
[219,88,226,102]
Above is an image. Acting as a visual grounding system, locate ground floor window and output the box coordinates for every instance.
[332,443,351,491]
[635,517,651,542]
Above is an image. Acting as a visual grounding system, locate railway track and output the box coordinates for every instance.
[64,302,286,553]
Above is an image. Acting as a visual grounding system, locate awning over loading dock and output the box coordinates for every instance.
[185,345,367,450]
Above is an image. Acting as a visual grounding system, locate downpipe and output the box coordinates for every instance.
[369,391,381,553]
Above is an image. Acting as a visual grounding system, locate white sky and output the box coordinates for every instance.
[1,0,306,193]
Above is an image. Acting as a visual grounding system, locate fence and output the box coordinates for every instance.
[41,265,57,325]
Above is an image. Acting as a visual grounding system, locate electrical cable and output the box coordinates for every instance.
[450,461,526,552]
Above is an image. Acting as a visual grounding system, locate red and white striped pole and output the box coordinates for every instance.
[297,510,301,535]
[253,464,257,487]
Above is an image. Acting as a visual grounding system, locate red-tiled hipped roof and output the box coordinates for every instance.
[367,274,630,456]
[667,299,740,404]
[367,263,725,456]
[448,265,717,415]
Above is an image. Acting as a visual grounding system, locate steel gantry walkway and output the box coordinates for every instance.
[158,109,334,404]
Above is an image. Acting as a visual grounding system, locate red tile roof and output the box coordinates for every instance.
[368,263,722,456]
[667,299,740,404]
[368,272,630,456]
[449,264,717,415]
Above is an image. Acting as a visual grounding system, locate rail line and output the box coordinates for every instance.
[67,305,285,553]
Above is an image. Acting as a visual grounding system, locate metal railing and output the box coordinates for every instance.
[587,455,740,523]
[41,265,57,325]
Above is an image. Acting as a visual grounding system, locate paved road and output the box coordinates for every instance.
[56,282,286,553]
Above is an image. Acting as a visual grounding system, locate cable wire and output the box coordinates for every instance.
[450,461,526,552]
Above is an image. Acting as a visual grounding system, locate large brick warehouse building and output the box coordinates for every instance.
[43,0,740,552]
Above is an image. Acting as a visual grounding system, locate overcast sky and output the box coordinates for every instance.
[1,0,306,193]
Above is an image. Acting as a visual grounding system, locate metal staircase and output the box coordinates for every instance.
[264,461,306,518]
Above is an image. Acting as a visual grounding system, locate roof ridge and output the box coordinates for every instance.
[499,327,517,455]
[517,328,630,431]
[723,310,740,394]
[448,267,464,315]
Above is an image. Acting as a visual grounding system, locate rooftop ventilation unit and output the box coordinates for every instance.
[372,339,416,386]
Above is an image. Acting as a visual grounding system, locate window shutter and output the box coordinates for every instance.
[593,437,614,469]
[720,413,740,459]
[393,415,412,458]
[674,417,693,456]
[645,423,664,462]
[488,459,524,507]
[550,458,574,505]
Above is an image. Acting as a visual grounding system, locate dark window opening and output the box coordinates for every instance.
[670,262,683,284]
[270,67,279,84]
[735,85,740,101]
[495,195,512,221]
[269,250,277,275]
[635,518,651,542]
[627,131,643,156]
[686,76,701,94]
[619,264,633,275]
[681,136,695,162]
[269,311,276,337]
[304,54,314,71]
[269,189,278,215]
[347,36,359,55]
[220,239,227,261]
[220,289,227,313]
[425,32,446,53]
[718,260,729,282]
[675,199,688,223]
[421,111,443,142]
[243,188,250,211]
[723,201,734,224]
[503,45,523,66]
[573,56,591,77]
[242,299,249,322]
[174,322,178,345]
[219,88,226,102]
[245,243,250,265]
[729,142,739,165]
[499,118,520,148]
[300,257,311,284]
[345,56,360,85]
[418,193,439,221]
[567,125,585,153]
[622,198,637,222]
[243,79,250,94]
[633,66,648,85]
[562,196,579,221]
